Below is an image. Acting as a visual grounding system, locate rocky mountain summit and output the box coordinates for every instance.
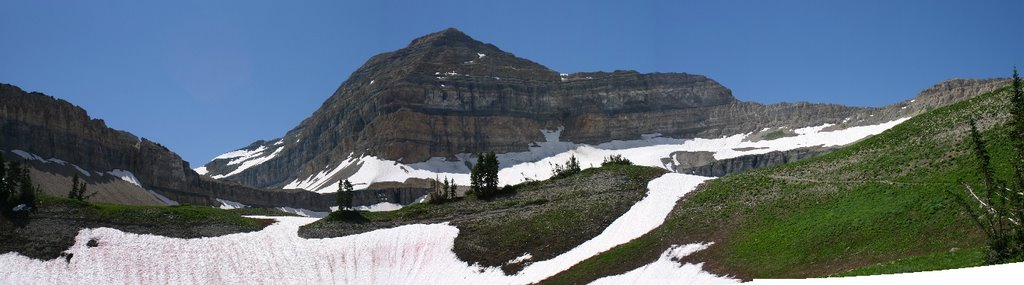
[201,28,1008,192]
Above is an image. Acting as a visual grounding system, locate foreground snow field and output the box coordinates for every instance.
[0,174,718,284]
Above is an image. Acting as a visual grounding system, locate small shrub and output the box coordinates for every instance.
[601,154,632,166]
[552,154,582,179]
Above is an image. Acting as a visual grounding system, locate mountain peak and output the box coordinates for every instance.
[407,27,478,48]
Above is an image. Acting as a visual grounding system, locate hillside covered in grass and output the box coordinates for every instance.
[545,86,1017,283]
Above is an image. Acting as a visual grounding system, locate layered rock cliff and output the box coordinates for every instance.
[200,28,1009,191]
[0,83,342,211]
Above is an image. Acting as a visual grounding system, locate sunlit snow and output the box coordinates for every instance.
[107,169,143,188]
[283,118,908,193]
[0,173,715,284]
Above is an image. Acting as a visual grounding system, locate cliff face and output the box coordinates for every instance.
[200,28,1010,191]
[200,28,873,189]
[0,84,340,211]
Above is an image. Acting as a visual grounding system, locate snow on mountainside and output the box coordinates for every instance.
[270,118,908,193]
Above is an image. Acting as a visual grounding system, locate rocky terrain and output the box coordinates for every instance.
[200,28,1008,194]
[0,84,342,211]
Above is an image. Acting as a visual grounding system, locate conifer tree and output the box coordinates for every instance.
[336,179,354,211]
[0,155,9,208]
[950,67,1024,264]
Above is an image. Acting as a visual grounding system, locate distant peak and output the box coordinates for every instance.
[407,27,479,48]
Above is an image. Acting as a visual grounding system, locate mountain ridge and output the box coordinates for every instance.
[200,28,1008,193]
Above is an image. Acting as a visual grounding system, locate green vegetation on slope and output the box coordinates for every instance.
[299,164,666,273]
[839,247,986,277]
[544,86,1014,284]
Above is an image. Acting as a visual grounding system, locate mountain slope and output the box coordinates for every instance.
[201,28,1007,197]
[0,83,334,210]
[544,84,1016,283]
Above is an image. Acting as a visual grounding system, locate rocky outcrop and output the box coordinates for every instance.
[676,147,838,177]
[0,83,344,211]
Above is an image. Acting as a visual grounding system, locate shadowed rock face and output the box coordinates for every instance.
[200,28,1010,190]
[0,84,343,211]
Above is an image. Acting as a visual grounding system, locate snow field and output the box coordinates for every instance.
[0,173,717,284]
[281,118,908,193]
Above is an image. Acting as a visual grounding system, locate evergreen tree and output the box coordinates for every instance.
[483,151,499,195]
[470,152,500,198]
[17,164,36,211]
[336,179,354,211]
[471,153,484,197]
[446,178,457,200]
[949,67,1024,264]
[69,174,80,200]
[67,174,94,201]
[0,155,9,208]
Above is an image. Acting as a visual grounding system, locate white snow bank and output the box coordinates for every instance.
[212,146,284,179]
[507,174,712,283]
[282,118,907,193]
[590,243,738,285]
[107,169,142,188]
[11,149,45,161]
[216,199,247,210]
[353,202,403,212]
[10,149,91,177]
[0,217,507,284]
[147,190,179,206]
[193,166,208,175]
[274,207,328,218]
[507,253,533,265]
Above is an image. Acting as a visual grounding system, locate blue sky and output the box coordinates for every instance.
[2,0,1022,166]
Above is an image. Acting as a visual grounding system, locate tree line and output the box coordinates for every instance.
[0,155,38,218]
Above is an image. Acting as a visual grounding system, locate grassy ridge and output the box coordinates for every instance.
[544,87,1013,283]
[37,195,272,227]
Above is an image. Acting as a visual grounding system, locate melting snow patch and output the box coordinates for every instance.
[353,202,404,212]
[147,190,179,206]
[274,207,328,218]
[193,166,208,175]
[216,199,248,210]
[507,253,533,265]
[590,243,738,285]
[213,146,284,179]
[11,149,45,161]
[107,169,142,188]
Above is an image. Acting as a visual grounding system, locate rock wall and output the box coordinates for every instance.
[0,83,340,211]
[676,147,838,177]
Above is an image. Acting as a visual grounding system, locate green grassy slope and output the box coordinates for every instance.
[544,86,1014,283]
